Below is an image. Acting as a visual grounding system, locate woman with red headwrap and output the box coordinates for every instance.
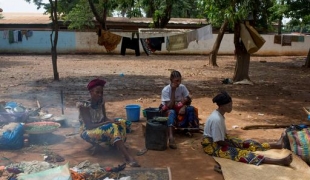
[76,78,140,167]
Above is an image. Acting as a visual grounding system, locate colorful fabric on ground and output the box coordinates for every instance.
[77,100,130,145]
[97,30,122,52]
[201,135,270,165]
[287,128,310,165]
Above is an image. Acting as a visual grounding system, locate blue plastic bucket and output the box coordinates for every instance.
[125,104,140,122]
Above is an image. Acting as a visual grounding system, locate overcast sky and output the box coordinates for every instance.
[0,0,48,13]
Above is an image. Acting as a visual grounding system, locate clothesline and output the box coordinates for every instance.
[98,24,213,54]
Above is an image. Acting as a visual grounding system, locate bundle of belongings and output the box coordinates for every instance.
[0,102,27,150]
[283,124,310,165]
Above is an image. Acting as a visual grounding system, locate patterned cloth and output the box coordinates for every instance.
[140,37,165,55]
[165,106,199,128]
[166,34,189,51]
[97,30,122,52]
[201,135,270,165]
[77,100,131,145]
[286,127,310,164]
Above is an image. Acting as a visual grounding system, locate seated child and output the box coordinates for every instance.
[161,96,192,120]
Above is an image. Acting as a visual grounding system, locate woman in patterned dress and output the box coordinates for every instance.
[77,78,140,167]
[202,91,292,166]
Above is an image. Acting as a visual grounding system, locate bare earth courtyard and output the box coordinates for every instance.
[0,54,309,179]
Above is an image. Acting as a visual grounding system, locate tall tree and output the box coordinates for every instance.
[271,0,310,67]
[25,0,61,80]
[141,0,176,28]
[285,0,310,67]
[200,0,275,81]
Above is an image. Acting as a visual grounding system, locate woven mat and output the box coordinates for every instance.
[213,149,310,180]
[121,167,171,180]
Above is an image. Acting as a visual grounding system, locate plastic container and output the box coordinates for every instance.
[125,104,140,122]
[145,119,167,151]
[143,108,163,120]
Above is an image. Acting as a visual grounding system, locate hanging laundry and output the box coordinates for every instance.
[27,30,33,38]
[298,36,305,42]
[18,31,22,42]
[120,32,140,56]
[166,33,189,51]
[291,36,305,42]
[274,35,282,44]
[3,30,9,39]
[140,37,164,55]
[13,30,19,42]
[97,30,122,52]
[8,30,14,44]
[196,24,213,41]
[21,30,28,40]
[187,30,197,43]
[282,35,292,46]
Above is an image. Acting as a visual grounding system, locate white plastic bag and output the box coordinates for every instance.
[18,163,71,180]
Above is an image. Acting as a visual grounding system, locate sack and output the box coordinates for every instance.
[240,23,258,54]
[283,125,310,165]
[0,123,24,150]
[245,22,266,49]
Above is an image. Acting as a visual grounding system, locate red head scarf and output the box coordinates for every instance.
[87,78,106,90]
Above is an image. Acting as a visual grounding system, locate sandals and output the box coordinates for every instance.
[136,148,148,156]
[185,132,193,138]
[127,161,141,167]
[169,139,177,149]
[214,165,222,174]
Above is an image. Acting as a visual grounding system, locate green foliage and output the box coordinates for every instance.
[115,0,144,17]
[271,0,310,33]
[170,0,200,18]
[198,0,252,28]
[63,0,96,29]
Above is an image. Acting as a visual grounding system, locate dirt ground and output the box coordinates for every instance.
[0,54,309,180]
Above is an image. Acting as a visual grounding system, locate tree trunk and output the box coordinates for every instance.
[208,19,228,67]
[233,22,251,82]
[50,0,59,81]
[305,48,310,68]
[88,0,107,30]
[278,0,284,35]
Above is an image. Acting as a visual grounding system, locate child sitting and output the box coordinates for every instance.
[161,96,192,120]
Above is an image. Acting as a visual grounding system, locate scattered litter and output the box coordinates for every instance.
[232,125,239,129]
[233,79,254,85]
[136,148,148,156]
[222,78,233,84]
[258,113,264,116]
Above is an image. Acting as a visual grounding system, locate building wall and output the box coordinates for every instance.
[0,30,309,56]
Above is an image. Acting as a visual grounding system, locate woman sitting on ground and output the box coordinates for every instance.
[160,70,199,149]
[76,78,140,167]
[202,91,292,166]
